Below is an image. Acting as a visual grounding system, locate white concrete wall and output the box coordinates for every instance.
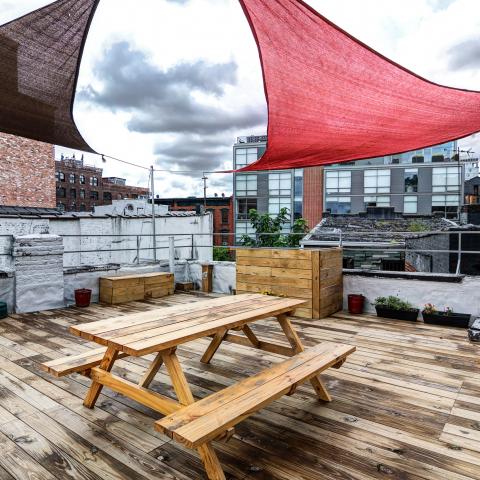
[13,235,64,313]
[0,274,14,313]
[173,260,236,294]
[0,218,49,269]
[344,273,480,316]
[49,214,213,267]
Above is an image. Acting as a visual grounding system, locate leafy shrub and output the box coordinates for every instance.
[213,246,233,262]
[374,296,416,311]
[423,303,437,314]
[423,303,455,315]
[408,222,428,232]
[240,208,309,248]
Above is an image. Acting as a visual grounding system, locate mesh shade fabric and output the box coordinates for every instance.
[239,0,480,172]
[0,0,98,152]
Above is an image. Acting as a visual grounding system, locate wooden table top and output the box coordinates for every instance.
[70,294,306,356]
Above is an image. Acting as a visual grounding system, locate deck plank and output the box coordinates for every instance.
[0,292,478,479]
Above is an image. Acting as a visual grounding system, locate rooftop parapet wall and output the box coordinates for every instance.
[343,271,480,317]
[13,234,64,313]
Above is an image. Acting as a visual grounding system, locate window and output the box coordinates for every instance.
[90,191,99,200]
[69,173,76,183]
[269,172,291,196]
[57,202,65,212]
[235,221,255,242]
[403,195,417,214]
[70,188,76,199]
[57,171,65,182]
[404,169,418,193]
[325,197,351,214]
[103,191,112,201]
[326,171,351,194]
[79,175,86,184]
[431,146,446,162]
[56,187,66,198]
[220,229,229,246]
[80,189,85,199]
[432,194,460,218]
[268,197,290,216]
[235,148,258,168]
[364,169,390,194]
[294,170,303,197]
[221,208,229,224]
[411,151,424,163]
[236,175,257,196]
[236,198,257,219]
[90,176,98,186]
[432,166,460,192]
[294,200,303,219]
[364,196,390,208]
[79,204,86,212]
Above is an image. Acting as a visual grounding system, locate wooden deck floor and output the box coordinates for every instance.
[0,293,479,479]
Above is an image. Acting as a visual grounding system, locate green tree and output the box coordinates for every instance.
[240,208,308,248]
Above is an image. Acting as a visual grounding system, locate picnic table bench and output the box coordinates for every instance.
[42,293,355,480]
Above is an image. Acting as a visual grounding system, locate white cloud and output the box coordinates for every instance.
[2,0,480,197]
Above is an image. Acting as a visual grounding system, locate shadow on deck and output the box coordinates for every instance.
[0,293,479,479]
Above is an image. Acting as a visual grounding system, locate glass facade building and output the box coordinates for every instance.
[233,136,303,241]
[323,141,464,219]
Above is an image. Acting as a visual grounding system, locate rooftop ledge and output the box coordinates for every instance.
[343,269,464,283]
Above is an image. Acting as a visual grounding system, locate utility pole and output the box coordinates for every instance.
[150,165,157,262]
[202,173,208,209]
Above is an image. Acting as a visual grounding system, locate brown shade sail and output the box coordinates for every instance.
[0,0,98,152]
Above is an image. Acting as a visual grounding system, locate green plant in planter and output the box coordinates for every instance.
[374,296,416,311]
[423,303,437,314]
[423,304,455,315]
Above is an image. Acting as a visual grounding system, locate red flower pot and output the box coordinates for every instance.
[348,294,365,314]
[75,288,92,308]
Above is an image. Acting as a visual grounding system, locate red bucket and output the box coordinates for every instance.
[75,288,92,308]
[348,294,365,314]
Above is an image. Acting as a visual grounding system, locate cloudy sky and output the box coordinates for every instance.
[2,0,480,197]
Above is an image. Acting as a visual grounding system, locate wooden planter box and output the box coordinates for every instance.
[100,272,174,304]
[236,247,343,319]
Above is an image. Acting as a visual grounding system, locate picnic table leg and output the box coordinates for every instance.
[162,348,226,480]
[276,313,332,402]
[138,352,164,388]
[83,346,118,408]
[200,328,228,364]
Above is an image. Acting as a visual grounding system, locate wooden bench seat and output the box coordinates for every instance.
[41,347,128,377]
[155,342,355,449]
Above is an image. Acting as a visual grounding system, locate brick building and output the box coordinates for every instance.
[155,196,233,246]
[0,132,55,208]
[55,156,149,212]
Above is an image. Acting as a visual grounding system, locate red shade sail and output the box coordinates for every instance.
[0,0,98,152]
[239,0,480,172]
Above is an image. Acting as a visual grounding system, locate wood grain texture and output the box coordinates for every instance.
[71,294,305,356]
[156,342,354,448]
[236,247,343,318]
[3,293,480,480]
[100,272,174,304]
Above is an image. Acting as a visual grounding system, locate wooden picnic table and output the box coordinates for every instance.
[42,293,355,480]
